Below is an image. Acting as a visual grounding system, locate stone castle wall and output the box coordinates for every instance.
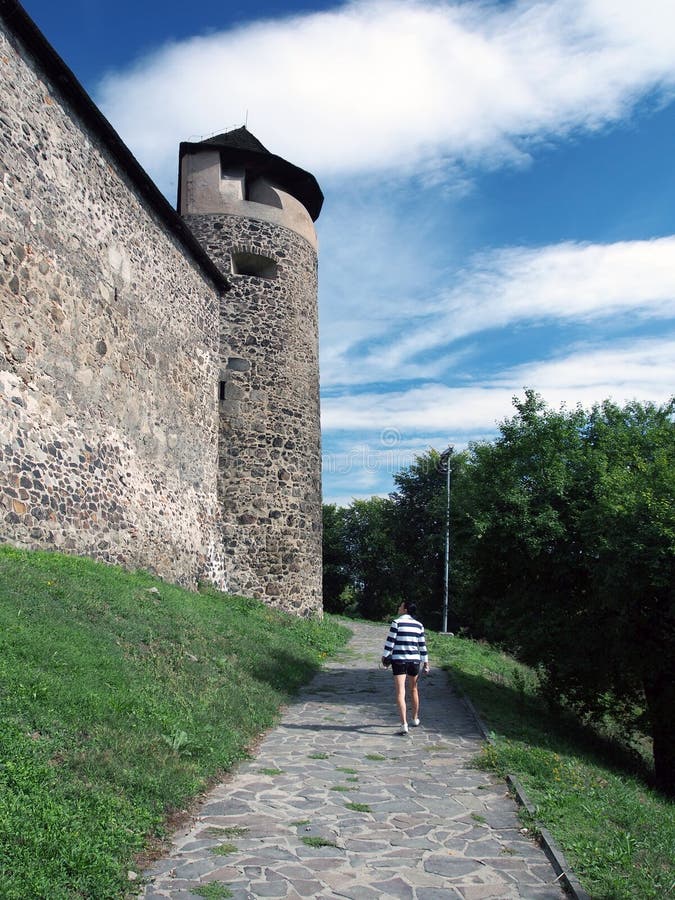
[0,16,228,588]
[185,213,322,615]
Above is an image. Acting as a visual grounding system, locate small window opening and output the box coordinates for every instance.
[219,380,226,401]
[231,251,277,279]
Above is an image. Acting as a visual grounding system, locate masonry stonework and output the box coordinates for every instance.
[187,213,322,611]
[0,2,323,615]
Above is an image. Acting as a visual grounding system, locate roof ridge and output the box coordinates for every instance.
[202,126,269,154]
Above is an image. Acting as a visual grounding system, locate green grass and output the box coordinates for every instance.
[0,545,349,899]
[191,885,233,899]
[428,631,675,900]
[206,826,248,838]
[345,802,371,812]
[210,843,237,857]
[300,836,337,848]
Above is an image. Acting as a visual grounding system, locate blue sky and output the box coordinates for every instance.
[21,0,675,506]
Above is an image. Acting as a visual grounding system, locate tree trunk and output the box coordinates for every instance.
[644,672,675,798]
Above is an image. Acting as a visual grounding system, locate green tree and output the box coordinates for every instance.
[390,448,467,630]
[580,399,675,796]
[321,504,353,614]
[341,497,402,621]
[457,392,675,796]
[320,394,674,794]
[455,391,590,648]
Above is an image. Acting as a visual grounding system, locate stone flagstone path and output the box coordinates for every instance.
[140,619,567,899]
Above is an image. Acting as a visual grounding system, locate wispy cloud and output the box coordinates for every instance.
[89,0,675,505]
[321,332,675,502]
[322,332,675,506]
[96,0,675,195]
[321,335,675,433]
[321,236,675,386]
[449,236,675,325]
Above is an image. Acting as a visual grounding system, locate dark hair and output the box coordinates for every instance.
[404,601,417,616]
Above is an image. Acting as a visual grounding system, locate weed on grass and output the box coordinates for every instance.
[365,753,385,761]
[161,728,190,753]
[336,766,358,774]
[345,802,371,813]
[0,546,350,898]
[308,752,330,759]
[259,767,283,776]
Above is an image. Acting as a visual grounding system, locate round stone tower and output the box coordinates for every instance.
[178,127,324,616]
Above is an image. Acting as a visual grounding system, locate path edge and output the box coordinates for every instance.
[449,675,593,900]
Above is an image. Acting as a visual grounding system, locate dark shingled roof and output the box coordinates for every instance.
[0,0,229,293]
[203,127,269,154]
[179,127,324,222]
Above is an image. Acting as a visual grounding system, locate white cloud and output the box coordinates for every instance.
[321,334,675,434]
[325,236,675,385]
[322,381,523,432]
[447,237,675,327]
[96,0,675,195]
[317,190,443,334]
[89,0,675,505]
[321,334,674,500]
[496,336,675,408]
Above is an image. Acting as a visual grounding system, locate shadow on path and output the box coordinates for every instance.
[140,619,567,900]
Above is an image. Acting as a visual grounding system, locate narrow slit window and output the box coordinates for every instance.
[219,380,226,401]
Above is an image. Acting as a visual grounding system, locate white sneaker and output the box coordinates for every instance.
[411,718,421,727]
[398,723,409,735]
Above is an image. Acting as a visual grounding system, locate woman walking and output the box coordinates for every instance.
[382,600,430,734]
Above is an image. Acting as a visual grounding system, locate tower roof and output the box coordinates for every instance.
[179,127,324,222]
[203,127,269,154]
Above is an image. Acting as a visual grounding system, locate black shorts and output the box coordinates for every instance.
[391,660,420,677]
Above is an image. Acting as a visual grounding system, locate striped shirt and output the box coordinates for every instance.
[383,614,428,662]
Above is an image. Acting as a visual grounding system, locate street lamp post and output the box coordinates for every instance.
[439,446,453,634]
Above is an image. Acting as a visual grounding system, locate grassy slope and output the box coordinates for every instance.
[427,632,675,900]
[0,545,349,899]
[3,546,672,900]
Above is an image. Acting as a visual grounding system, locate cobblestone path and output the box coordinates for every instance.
[140,619,567,899]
